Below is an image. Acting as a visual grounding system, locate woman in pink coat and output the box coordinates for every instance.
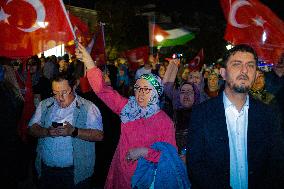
[76,44,177,189]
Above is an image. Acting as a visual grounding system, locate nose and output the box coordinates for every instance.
[241,64,248,74]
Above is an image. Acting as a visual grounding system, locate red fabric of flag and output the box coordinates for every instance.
[18,69,35,142]
[65,13,90,55]
[220,0,284,64]
[0,0,74,58]
[123,46,149,71]
[149,23,170,47]
[89,24,107,67]
[188,48,204,72]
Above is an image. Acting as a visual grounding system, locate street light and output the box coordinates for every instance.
[155,34,164,64]
[226,44,234,50]
[155,34,164,43]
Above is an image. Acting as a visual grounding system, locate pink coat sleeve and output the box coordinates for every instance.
[87,67,128,115]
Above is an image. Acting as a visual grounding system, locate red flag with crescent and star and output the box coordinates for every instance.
[0,0,75,58]
[188,48,204,72]
[123,46,149,71]
[220,0,284,64]
[65,13,90,55]
[18,69,35,142]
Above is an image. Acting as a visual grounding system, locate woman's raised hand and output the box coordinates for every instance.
[75,42,96,70]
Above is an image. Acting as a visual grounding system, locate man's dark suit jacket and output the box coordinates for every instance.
[186,93,284,189]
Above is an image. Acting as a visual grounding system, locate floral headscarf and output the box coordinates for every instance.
[120,73,163,123]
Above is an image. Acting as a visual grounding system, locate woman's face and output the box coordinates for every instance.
[188,71,202,86]
[119,68,125,76]
[134,79,152,108]
[181,68,190,80]
[251,71,265,91]
[208,74,219,91]
[179,84,195,108]
[158,65,166,78]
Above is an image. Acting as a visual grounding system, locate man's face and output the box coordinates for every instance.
[221,51,257,93]
[179,84,195,108]
[52,80,75,108]
[134,79,152,108]
[273,62,284,77]
[188,71,202,86]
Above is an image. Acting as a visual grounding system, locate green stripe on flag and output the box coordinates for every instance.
[157,33,195,47]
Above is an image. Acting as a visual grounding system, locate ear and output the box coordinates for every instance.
[219,68,226,81]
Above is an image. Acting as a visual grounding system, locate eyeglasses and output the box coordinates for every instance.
[52,90,71,98]
[180,91,194,95]
[134,85,152,94]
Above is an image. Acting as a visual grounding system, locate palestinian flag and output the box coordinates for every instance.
[149,23,195,47]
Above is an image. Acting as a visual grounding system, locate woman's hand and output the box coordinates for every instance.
[75,42,96,70]
[126,147,148,161]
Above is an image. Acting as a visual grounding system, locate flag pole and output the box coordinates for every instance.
[60,0,76,39]
[148,15,155,55]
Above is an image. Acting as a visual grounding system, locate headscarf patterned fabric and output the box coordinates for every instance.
[120,73,163,123]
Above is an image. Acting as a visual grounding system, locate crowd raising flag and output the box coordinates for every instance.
[220,0,284,64]
[0,0,75,58]
[188,48,204,72]
[149,23,195,47]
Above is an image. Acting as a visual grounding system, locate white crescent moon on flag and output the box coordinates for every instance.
[229,0,252,28]
[14,0,46,32]
[195,57,200,65]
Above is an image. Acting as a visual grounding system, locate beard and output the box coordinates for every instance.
[226,74,253,93]
[232,84,250,93]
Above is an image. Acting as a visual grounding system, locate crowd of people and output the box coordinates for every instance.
[1,43,284,189]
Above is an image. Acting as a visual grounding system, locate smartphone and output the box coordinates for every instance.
[52,122,63,128]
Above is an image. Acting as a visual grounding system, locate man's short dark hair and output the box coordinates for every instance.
[52,72,77,89]
[222,44,258,67]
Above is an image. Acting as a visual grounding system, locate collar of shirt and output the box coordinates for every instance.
[223,92,249,115]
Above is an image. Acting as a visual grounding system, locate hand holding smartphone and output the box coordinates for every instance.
[52,122,63,128]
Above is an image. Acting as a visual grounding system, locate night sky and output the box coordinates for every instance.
[64,0,284,21]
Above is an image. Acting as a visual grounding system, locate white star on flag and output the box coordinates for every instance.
[0,7,10,23]
[252,16,266,27]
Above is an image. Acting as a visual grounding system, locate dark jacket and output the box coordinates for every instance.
[186,93,284,189]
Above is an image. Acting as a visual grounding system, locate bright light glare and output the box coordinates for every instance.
[155,35,164,42]
[38,44,65,57]
[226,44,234,50]
[37,21,49,28]
[262,31,267,43]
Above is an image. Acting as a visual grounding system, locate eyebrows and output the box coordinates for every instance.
[229,60,256,64]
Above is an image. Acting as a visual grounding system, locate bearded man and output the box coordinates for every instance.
[186,44,284,189]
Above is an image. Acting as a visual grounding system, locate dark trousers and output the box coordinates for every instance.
[39,163,92,189]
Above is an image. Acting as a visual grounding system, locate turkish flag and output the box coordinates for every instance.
[188,48,204,72]
[65,13,90,55]
[220,0,284,64]
[0,0,74,58]
[88,23,106,67]
[18,69,35,142]
[123,46,149,71]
